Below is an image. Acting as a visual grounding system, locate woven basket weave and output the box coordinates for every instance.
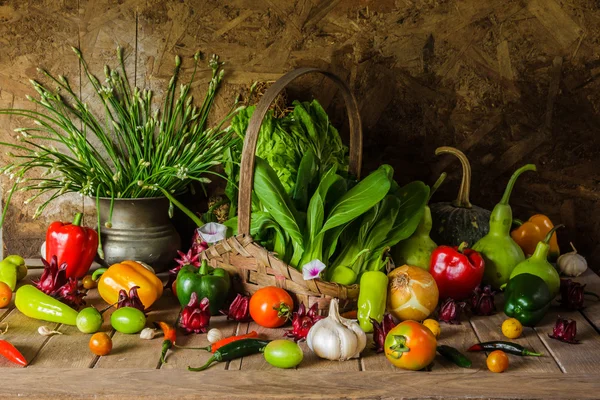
[201,67,372,314]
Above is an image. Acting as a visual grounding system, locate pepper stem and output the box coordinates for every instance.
[512,219,524,227]
[499,164,537,206]
[435,146,472,209]
[523,349,542,357]
[188,355,217,372]
[457,242,468,253]
[198,260,210,275]
[92,268,108,281]
[274,302,292,321]
[543,224,564,245]
[174,344,211,351]
[72,213,83,226]
[428,172,447,203]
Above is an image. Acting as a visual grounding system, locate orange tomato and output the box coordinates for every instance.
[82,275,96,290]
[89,332,112,356]
[249,286,293,328]
[0,282,12,308]
[487,350,509,373]
[384,320,437,370]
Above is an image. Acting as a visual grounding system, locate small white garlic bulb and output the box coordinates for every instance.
[307,299,366,361]
[557,242,587,277]
[207,328,223,344]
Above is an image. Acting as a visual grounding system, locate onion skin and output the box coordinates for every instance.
[387,265,439,321]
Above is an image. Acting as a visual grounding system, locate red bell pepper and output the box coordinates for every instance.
[429,242,485,301]
[46,213,98,279]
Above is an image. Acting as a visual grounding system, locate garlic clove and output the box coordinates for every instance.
[140,327,159,340]
[207,328,223,344]
[38,326,62,336]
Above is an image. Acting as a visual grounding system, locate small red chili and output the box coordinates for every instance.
[0,339,27,366]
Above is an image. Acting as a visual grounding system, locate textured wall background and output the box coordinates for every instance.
[0,0,598,268]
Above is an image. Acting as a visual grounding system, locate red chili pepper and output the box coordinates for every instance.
[429,242,485,301]
[0,339,28,366]
[46,213,98,279]
[203,331,258,353]
[156,321,176,363]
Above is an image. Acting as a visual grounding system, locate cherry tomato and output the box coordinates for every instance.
[0,282,12,308]
[82,275,96,290]
[76,307,103,334]
[384,320,437,370]
[171,279,178,299]
[249,286,293,328]
[264,339,303,368]
[487,350,509,373]
[110,307,146,334]
[89,332,112,356]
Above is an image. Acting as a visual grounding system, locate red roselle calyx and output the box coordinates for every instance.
[221,293,251,322]
[191,229,209,255]
[438,298,466,324]
[33,255,68,295]
[469,285,496,316]
[559,279,586,310]
[371,314,396,353]
[55,278,86,308]
[548,317,579,344]
[284,303,323,342]
[117,286,145,312]
[179,292,211,334]
[167,248,202,290]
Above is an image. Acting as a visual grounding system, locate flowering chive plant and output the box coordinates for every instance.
[0,47,239,229]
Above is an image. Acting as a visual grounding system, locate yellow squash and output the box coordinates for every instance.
[95,261,163,309]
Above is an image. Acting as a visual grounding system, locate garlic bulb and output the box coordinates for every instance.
[306,299,366,361]
[207,328,223,344]
[140,328,160,340]
[557,243,587,277]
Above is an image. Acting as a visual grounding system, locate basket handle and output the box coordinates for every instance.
[238,67,363,235]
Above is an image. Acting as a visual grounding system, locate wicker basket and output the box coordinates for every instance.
[201,67,369,314]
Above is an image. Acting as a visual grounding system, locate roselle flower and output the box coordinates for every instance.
[470,285,496,316]
[559,279,585,310]
[438,298,466,324]
[179,292,211,334]
[33,255,69,296]
[55,278,86,308]
[284,303,323,342]
[167,248,202,290]
[371,314,396,353]
[117,286,145,312]
[221,293,251,322]
[548,317,579,344]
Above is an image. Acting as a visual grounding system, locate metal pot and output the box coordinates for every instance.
[96,197,181,272]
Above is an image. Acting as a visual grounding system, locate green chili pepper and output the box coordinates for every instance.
[357,271,388,333]
[467,341,542,356]
[437,345,472,368]
[472,164,536,289]
[188,338,271,371]
[14,285,78,325]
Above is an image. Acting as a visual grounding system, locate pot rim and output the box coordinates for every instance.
[93,196,168,202]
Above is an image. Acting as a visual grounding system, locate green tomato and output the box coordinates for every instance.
[263,339,303,369]
[76,307,103,333]
[110,307,146,334]
[4,255,27,281]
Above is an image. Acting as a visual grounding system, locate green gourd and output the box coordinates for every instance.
[472,164,536,289]
[509,225,563,298]
[430,147,491,247]
[392,173,446,270]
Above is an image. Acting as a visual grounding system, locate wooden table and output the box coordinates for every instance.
[1,264,599,399]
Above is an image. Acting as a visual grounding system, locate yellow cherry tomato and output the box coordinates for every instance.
[502,318,523,339]
[487,350,509,373]
[422,319,441,338]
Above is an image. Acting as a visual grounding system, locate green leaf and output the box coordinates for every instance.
[320,165,393,234]
[253,157,304,249]
[292,148,317,211]
[384,181,430,247]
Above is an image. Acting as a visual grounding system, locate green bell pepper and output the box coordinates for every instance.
[176,260,231,315]
[357,271,388,333]
[504,273,552,327]
[14,285,79,325]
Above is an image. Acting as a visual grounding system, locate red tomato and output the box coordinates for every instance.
[384,320,437,370]
[89,332,112,356]
[249,287,294,328]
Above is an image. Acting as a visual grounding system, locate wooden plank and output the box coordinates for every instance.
[161,316,238,371]
[577,270,600,330]
[229,321,286,371]
[94,293,180,369]
[0,369,599,399]
[435,321,487,371]
[534,309,600,373]
[27,288,109,369]
[470,312,561,373]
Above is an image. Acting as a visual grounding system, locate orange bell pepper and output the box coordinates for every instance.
[511,214,560,260]
[93,261,163,309]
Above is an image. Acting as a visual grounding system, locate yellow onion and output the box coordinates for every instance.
[387,265,439,321]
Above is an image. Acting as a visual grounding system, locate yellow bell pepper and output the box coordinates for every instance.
[93,261,163,309]
[511,214,560,261]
